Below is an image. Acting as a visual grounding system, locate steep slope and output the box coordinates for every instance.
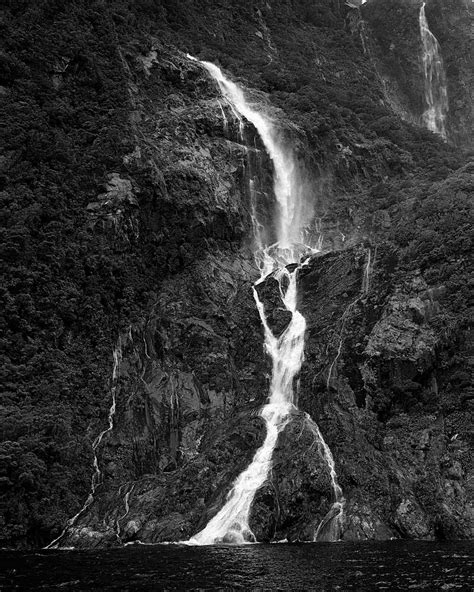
[0,0,472,548]
[427,0,474,148]
[362,0,473,147]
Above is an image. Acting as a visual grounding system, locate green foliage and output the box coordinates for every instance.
[0,0,163,547]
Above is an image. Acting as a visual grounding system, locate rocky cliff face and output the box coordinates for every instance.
[362,0,473,148]
[58,240,473,546]
[1,0,472,548]
[298,246,473,540]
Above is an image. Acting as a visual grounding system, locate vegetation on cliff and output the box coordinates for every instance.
[363,0,473,148]
[0,0,472,547]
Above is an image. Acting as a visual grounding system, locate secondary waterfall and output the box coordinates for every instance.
[45,338,124,548]
[187,55,343,544]
[419,2,448,138]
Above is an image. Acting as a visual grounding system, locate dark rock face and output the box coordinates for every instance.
[59,241,473,546]
[297,246,473,540]
[250,411,334,543]
[1,0,472,548]
[255,275,292,337]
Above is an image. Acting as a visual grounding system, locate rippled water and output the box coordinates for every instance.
[1,541,473,590]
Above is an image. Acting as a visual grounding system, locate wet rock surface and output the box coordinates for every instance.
[255,275,292,337]
[60,240,473,547]
[2,1,472,549]
[297,246,473,541]
[250,411,334,543]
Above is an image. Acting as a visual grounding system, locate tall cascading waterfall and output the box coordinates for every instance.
[187,55,344,544]
[419,2,448,138]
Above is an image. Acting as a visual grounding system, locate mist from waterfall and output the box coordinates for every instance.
[187,55,343,545]
[419,2,448,138]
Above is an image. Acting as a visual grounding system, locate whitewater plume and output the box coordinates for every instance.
[191,267,306,544]
[187,55,343,544]
[419,2,448,137]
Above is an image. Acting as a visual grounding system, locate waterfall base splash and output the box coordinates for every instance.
[189,402,292,545]
[189,259,305,545]
[314,501,345,542]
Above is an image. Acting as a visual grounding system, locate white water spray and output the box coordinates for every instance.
[191,266,306,544]
[187,56,343,544]
[188,55,312,254]
[45,338,124,548]
[419,2,448,137]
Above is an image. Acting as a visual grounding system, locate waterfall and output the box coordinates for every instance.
[189,56,313,262]
[116,483,135,537]
[304,414,344,541]
[187,55,344,544]
[419,2,448,138]
[362,247,372,295]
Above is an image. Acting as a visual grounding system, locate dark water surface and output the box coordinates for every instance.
[1,541,473,591]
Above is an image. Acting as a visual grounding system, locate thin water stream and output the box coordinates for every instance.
[46,338,124,549]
